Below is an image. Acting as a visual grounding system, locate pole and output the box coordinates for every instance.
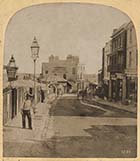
[34,59,36,112]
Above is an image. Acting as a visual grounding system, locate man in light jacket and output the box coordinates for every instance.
[21,93,33,129]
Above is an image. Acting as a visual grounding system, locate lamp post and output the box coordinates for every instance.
[6,55,18,87]
[31,37,40,112]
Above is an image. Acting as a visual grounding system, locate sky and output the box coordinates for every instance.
[4,3,130,74]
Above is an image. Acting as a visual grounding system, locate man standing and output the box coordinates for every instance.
[21,94,33,129]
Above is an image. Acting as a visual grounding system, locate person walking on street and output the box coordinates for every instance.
[21,93,33,129]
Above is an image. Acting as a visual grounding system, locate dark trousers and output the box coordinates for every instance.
[41,97,44,103]
[22,110,32,129]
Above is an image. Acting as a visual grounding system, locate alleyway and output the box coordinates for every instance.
[4,94,137,158]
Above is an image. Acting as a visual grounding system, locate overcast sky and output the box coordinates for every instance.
[4,3,130,74]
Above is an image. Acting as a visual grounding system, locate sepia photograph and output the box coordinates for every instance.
[2,2,137,158]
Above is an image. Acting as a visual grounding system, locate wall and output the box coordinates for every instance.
[42,55,79,82]
[103,41,111,81]
[126,21,137,73]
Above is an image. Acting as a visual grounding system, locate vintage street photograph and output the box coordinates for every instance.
[3,3,137,158]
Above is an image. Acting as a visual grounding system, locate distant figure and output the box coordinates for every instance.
[77,89,82,99]
[82,89,87,101]
[59,88,63,96]
[77,89,87,100]
[40,87,45,103]
[21,94,33,129]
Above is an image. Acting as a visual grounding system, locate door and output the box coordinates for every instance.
[11,88,17,119]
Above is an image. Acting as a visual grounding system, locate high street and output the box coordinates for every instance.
[46,94,136,158]
[4,94,137,158]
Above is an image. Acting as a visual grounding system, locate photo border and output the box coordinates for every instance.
[0,0,139,160]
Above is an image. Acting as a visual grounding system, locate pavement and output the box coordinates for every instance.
[3,93,56,144]
[83,96,137,114]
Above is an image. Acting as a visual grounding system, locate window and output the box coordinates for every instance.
[110,57,112,65]
[80,72,82,79]
[113,42,115,51]
[45,70,48,74]
[119,37,121,47]
[130,28,132,43]
[121,36,123,47]
[116,39,118,48]
[129,52,132,67]
[107,56,109,65]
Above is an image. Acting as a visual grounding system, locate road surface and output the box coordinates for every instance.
[4,94,137,157]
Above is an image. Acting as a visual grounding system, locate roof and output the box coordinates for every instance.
[111,22,128,38]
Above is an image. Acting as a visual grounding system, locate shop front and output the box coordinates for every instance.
[126,76,137,103]
[109,74,123,101]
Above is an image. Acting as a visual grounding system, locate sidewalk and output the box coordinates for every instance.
[4,93,56,144]
[84,97,137,114]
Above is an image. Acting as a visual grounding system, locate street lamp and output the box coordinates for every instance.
[31,37,40,111]
[6,55,18,86]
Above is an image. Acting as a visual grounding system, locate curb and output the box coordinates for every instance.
[84,99,137,115]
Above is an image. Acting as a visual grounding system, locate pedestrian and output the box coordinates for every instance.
[40,87,45,103]
[82,89,86,101]
[77,89,81,100]
[21,93,33,129]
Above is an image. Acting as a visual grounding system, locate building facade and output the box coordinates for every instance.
[108,23,127,101]
[98,69,103,86]
[124,21,137,103]
[42,55,79,82]
[42,55,79,92]
[103,41,111,83]
[101,41,112,98]
[107,21,137,103]
[77,64,86,90]
[84,74,98,84]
